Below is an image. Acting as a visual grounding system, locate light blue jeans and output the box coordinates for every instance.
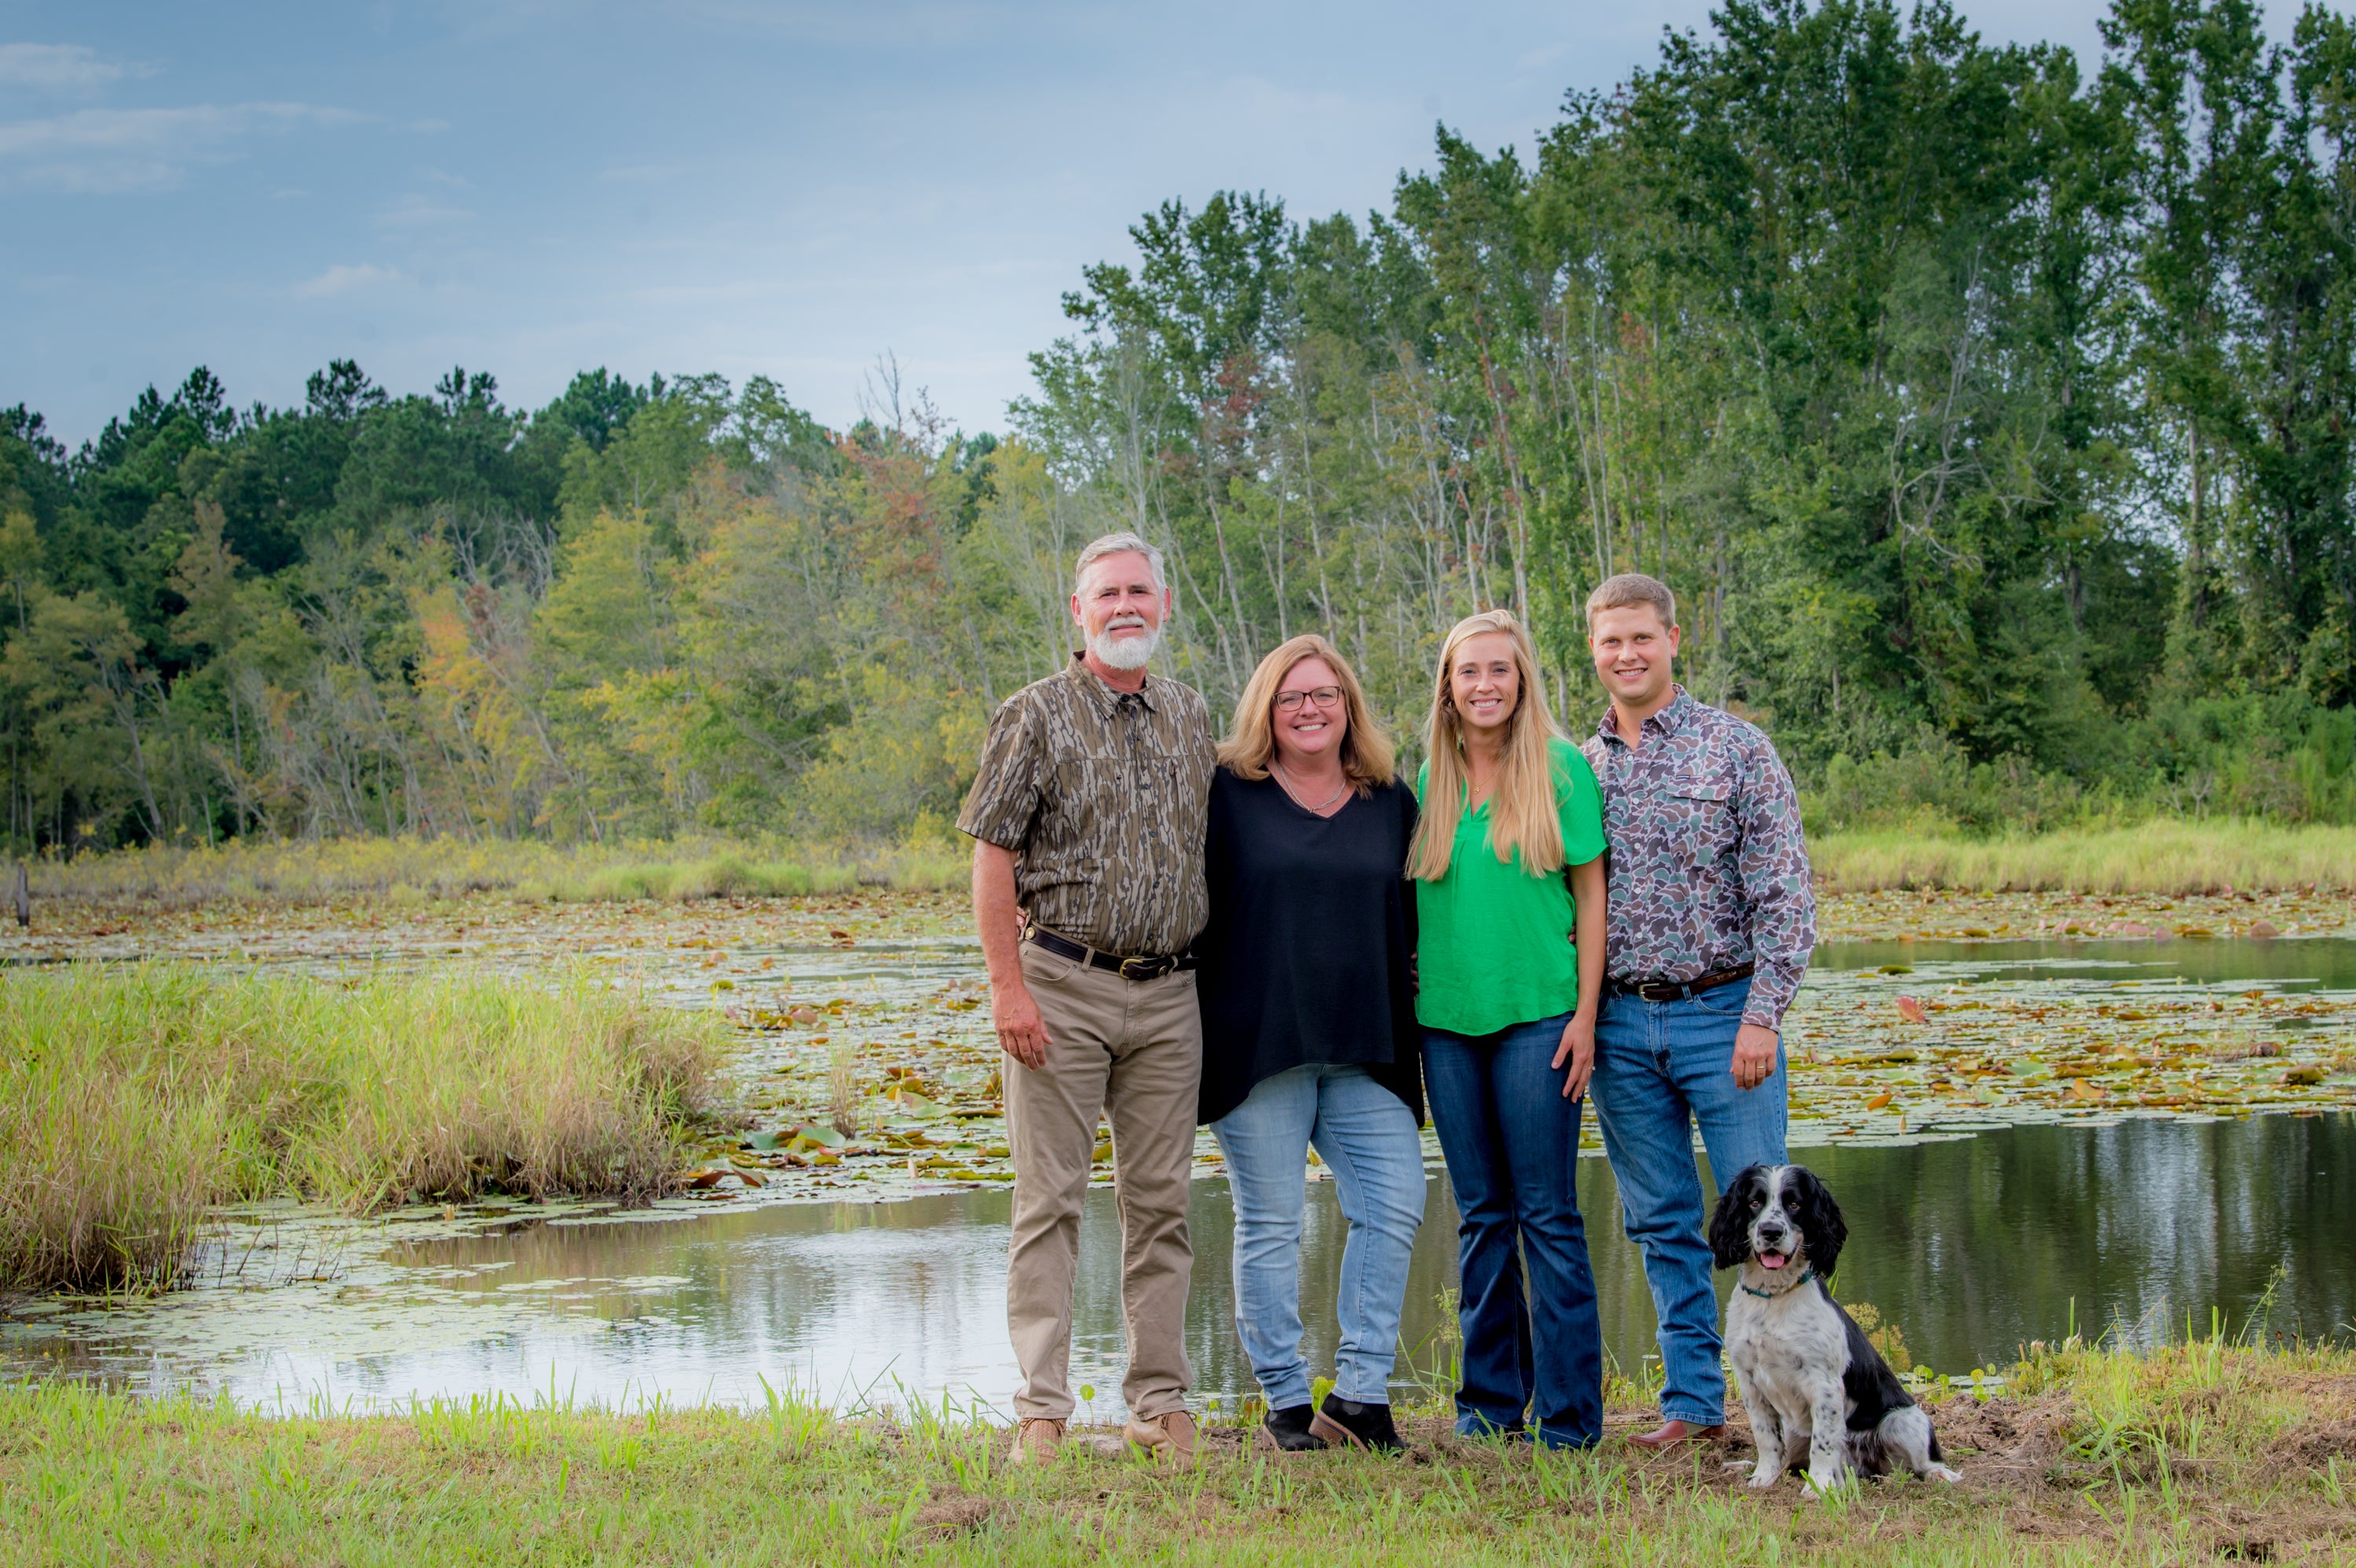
[1210,1063,1426,1408]
[1590,976,1787,1427]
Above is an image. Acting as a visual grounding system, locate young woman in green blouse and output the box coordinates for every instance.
[1410,609,1608,1448]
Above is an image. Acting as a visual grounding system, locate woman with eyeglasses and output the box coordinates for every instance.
[1194,634,1425,1453]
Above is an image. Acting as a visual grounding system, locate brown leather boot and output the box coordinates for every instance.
[1628,1419,1726,1449]
[1123,1408,1198,1464]
[1011,1416,1066,1464]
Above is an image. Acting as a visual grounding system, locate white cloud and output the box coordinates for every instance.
[297,263,406,298]
[0,42,134,93]
[0,101,364,192]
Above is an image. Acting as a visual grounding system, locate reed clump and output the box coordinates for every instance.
[0,965,728,1293]
[1813,819,2356,894]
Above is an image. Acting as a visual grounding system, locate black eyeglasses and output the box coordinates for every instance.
[1274,686,1344,712]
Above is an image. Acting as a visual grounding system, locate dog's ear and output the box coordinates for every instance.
[1791,1167,1847,1279]
[1708,1164,1765,1270]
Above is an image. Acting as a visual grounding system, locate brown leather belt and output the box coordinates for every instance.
[1608,961,1755,1003]
[1023,923,1198,981]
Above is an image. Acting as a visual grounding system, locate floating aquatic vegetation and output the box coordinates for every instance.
[1780,954,2356,1147]
[11,886,2353,1210]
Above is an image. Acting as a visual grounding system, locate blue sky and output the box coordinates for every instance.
[0,1,2304,447]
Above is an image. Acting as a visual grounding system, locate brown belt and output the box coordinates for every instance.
[1023,923,1197,981]
[1608,961,1755,1003]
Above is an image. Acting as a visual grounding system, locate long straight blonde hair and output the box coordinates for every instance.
[1219,634,1396,794]
[1407,609,1565,882]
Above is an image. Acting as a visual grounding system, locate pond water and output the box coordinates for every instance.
[1818,934,2356,991]
[6,934,2352,1414]
[7,1109,2347,1416]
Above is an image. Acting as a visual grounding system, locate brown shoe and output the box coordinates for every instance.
[1122,1408,1198,1464]
[1011,1416,1066,1464]
[1628,1420,1726,1449]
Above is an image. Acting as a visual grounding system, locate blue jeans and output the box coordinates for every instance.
[1211,1064,1426,1409]
[1422,1013,1603,1449]
[1590,976,1788,1427]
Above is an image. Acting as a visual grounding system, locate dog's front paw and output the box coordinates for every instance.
[1926,1464,1962,1484]
[1802,1470,1853,1501]
[1747,1467,1780,1490]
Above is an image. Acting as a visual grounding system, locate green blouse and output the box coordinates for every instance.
[1414,736,1608,1036]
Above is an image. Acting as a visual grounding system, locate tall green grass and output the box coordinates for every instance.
[1812,819,2356,894]
[22,835,969,910]
[35,818,2355,907]
[0,965,727,1293]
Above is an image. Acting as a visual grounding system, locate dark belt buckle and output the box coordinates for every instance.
[1118,954,1173,981]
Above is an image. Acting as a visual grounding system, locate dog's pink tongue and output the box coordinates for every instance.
[1759,1251,1788,1270]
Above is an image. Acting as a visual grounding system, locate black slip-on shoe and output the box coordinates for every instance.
[1263,1404,1328,1453]
[1310,1394,1406,1453]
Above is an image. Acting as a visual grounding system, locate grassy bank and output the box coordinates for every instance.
[1813,820,2356,895]
[2,1340,2351,1565]
[19,834,969,909]
[29,817,2356,908]
[0,966,727,1293]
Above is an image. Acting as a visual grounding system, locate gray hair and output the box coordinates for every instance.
[1074,531,1166,595]
[1586,571,1677,627]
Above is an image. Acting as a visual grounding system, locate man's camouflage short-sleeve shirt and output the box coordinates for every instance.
[957,655,1215,957]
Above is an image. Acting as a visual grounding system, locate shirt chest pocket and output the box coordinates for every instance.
[1667,774,1736,867]
[1052,757,1187,836]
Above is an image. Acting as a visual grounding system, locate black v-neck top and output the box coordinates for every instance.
[1194,766,1424,1125]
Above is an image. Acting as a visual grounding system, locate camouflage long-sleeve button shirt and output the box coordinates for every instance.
[956,655,1215,957]
[1582,687,1816,1030]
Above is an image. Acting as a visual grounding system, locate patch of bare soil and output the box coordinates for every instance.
[2274,1416,2356,1468]
[915,1487,996,1536]
[1917,1391,2080,1479]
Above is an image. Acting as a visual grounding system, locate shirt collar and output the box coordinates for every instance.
[1066,651,1159,715]
[1596,684,1694,746]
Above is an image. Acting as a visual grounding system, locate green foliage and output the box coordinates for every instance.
[8,0,2356,853]
[0,361,1003,850]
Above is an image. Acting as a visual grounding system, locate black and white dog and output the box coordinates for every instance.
[1708,1164,1961,1493]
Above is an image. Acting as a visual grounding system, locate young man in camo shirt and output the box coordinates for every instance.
[957,532,1216,1466]
[1579,572,1818,1450]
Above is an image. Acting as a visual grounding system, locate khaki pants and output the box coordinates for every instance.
[1004,938,1202,1421]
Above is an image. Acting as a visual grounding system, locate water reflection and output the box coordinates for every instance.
[1809,1111,2356,1369]
[5,1112,2347,1415]
[1817,935,2356,990]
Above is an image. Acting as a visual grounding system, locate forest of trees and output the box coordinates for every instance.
[7,0,2356,855]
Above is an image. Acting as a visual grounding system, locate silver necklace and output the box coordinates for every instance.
[1273,762,1349,815]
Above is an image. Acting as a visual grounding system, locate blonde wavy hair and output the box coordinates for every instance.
[1218,634,1396,795]
[1407,609,1565,881]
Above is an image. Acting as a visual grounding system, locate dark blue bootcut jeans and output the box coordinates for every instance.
[1421,1011,1603,1449]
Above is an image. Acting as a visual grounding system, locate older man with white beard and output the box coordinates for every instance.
[958,531,1216,1464]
